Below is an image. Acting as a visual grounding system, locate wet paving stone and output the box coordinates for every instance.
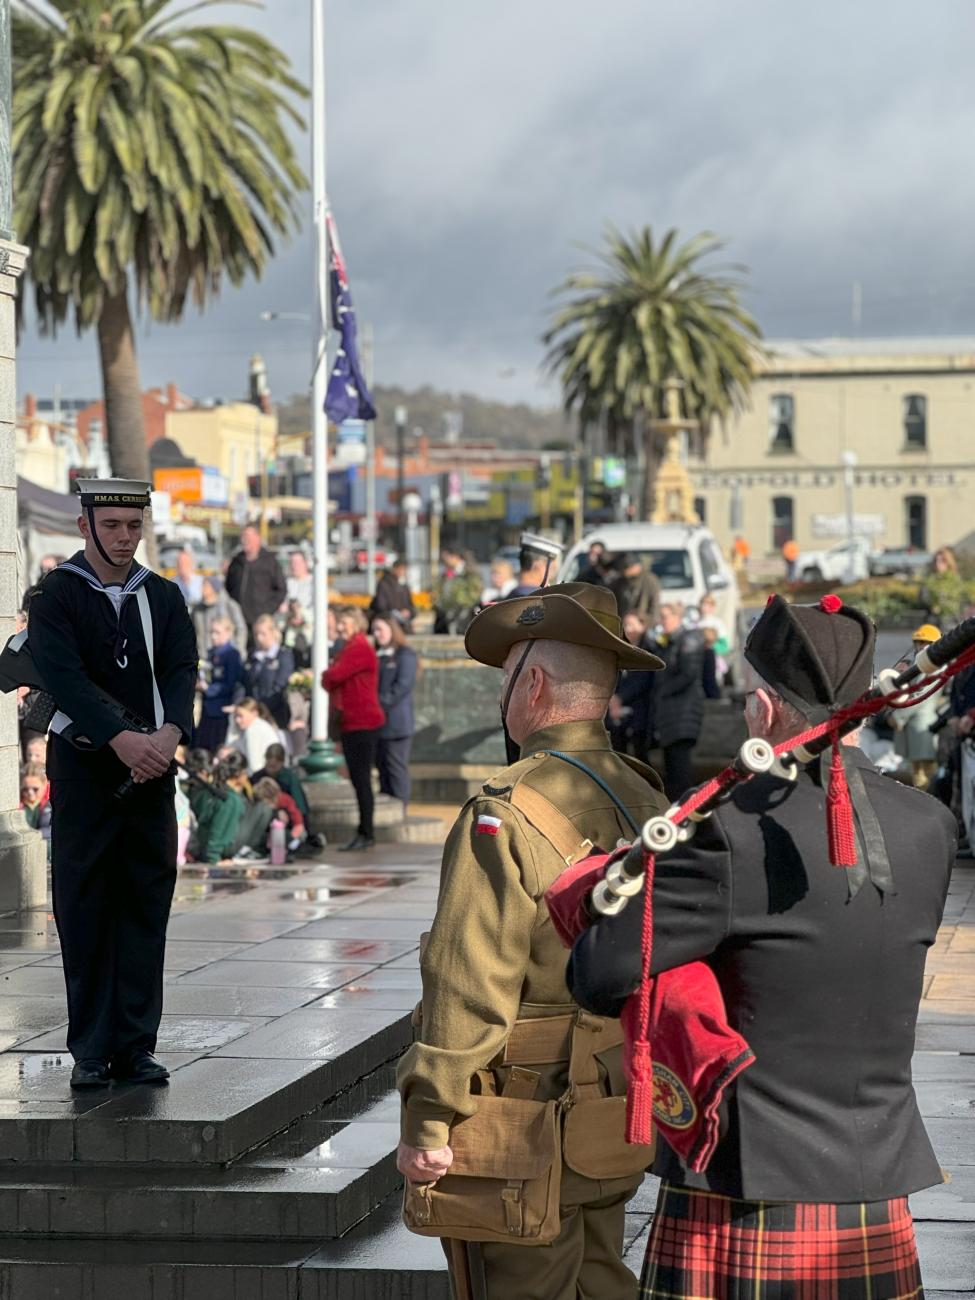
[341,900,436,919]
[914,1079,975,1118]
[179,959,374,990]
[0,998,68,1044]
[212,1006,407,1061]
[915,1221,975,1290]
[911,1168,975,1222]
[319,1077,399,1124]
[198,899,355,921]
[157,984,322,1018]
[248,1116,400,1170]
[926,1117,975,1167]
[309,987,420,1012]
[915,1025,975,1053]
[235,936,417,964]
[301,1191,449,1287]
[0,968,69,999]
[74,1057,338,1164]
[19,1016,269,1056]
[290,917,430,941]
[165,916,309,943]
[339,969,424,991]
[912,1052,975,1082]
[0,954,51,972]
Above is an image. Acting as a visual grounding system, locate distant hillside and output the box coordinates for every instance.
[276,384,575,450]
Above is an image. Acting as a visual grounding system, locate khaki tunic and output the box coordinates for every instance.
[397,718,668,1147]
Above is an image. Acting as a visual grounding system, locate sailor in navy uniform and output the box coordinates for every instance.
[28,480,197,1089]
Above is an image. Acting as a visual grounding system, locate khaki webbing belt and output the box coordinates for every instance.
[502,1012,624,1065]
[509,785,593,867]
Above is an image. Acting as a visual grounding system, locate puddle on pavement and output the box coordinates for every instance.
[327,873,419,890]
[286,886,371,901]
[172,880,258,904]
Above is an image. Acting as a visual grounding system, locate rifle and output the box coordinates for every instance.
[0,630,166,800]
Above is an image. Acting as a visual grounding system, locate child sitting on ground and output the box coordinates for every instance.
[189,755,246,865]
[252,776,307,853]
[253,743,311,820]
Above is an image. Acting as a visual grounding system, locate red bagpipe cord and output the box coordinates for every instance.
[619,637,975,1142]
[626,846,656,1145]
[826,735,857,867]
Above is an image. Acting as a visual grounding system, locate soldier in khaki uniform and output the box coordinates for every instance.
[397,583,669,1300]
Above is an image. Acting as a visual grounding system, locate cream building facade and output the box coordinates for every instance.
[166,401,276,507]
[688,338,975,558]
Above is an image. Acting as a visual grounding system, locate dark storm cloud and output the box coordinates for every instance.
[18,0,975,408]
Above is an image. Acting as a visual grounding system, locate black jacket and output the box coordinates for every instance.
[225,548,286,627]
[370,572,415,626]
[569,748,955,1202]
[29,554,198,784]
[611,665,655,749]
[377,645,418,739]
[242,645,295,729]
[652,626,706,746]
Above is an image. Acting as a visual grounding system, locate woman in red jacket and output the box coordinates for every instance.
[322,606,386,850]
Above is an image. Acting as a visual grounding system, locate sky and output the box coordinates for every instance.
[16,0,975,413]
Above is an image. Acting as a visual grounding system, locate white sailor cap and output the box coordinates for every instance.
[519,531,563,561]
[75,479,152,509]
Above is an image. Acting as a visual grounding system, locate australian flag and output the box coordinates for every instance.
[324,209,376,423]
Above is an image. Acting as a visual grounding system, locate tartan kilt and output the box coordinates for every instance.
[640,1182,924,1300]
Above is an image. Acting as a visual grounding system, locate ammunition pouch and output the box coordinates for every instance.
[403,1007,653,1245]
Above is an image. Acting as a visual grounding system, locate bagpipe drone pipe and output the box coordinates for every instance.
[544,611,975,1151]
[0,629,163,800]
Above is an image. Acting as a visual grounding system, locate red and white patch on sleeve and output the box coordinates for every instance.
[475,815,502,836]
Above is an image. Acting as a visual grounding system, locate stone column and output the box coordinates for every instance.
[0,1,46,910]
[0,0,11,241]
[0,240,44,911]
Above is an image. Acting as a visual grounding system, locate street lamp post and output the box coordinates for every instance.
[300,0,341,784]
[395,404,407,557]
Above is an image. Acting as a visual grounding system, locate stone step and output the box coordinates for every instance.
[0,1081,404,1243]
[376,815,446,845]
[0,1008,411,1165]
[0,1195,452,1299]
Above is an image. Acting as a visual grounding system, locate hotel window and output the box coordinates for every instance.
[768,394,795,452]
[772,496,794,551]
[694,495,707,524]
[905,496,927,550]
[903,394,927,449]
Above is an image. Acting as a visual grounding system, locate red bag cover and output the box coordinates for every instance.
[545,850,754,1172]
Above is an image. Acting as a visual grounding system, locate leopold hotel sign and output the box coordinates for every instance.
[692,469,964,490]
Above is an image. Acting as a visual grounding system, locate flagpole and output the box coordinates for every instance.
[302,0,340,783]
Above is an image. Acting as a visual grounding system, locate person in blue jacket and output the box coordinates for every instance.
[242,614,294,729]
[373,615,418,811]
[195,616,243,752]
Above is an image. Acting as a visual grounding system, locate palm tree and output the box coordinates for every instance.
[542,226,763,519]
[12,0,307,485]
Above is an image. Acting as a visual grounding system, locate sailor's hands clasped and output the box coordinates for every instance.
[109,725,181,784]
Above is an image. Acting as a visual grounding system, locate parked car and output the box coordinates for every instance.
[559,522,743,650]
[793,537,875,584]
[869,547,934,579]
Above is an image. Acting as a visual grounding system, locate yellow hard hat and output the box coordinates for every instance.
[912,623,941,644]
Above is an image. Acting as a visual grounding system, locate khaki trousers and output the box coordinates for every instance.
[444,1169,641,1300]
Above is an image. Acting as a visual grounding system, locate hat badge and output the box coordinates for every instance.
[516,604,546,626]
